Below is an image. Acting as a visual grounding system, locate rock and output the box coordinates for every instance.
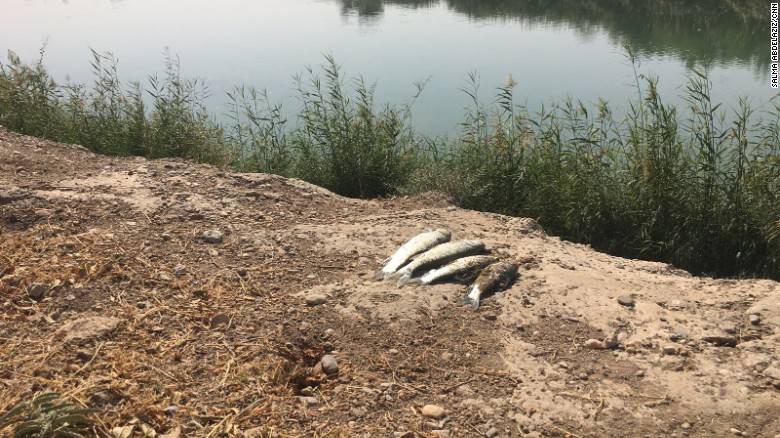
[701,336,738,347]
[421,404,447,420]
[57,316,122,342]
[730,428,743,436]
[305,294,328,306]
[720,322,738,335]
[173,264,187,277]
[663,345,679,355]
[762,365,780,380]
[163,405,179,415]
[617,295,635,307]
[603,335,619,349]
[0,186,29,204]
[486,428,499,437]
[441,352,453,361]
[681,422,691,430]
[299,396,319,407]
[27,283,48,301]
[584,339,605,349]
[483,313,498,321]
[635,369,645,378]
[674,327,689,339]
[749,314,761,325]
[742,352,771,372]
[394,432,414,438]
[210,313,231,329]
[320,355,339,376]
[202,229,223,244]
[431,430,450,438]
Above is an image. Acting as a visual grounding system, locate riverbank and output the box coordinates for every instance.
[1,51,778,279]
[2,127,780,437]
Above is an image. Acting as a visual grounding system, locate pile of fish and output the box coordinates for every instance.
[375,229,518,309]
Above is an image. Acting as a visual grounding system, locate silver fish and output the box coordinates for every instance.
[374,229,451,280]
[410,255,498,286]
[463,261,518,309]
[394,240,485,287]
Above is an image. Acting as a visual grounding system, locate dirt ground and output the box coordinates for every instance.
[1,126,780,438]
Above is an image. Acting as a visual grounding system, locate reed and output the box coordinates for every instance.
[0,48,777,279]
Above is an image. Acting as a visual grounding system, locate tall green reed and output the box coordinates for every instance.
[0,47,777,279]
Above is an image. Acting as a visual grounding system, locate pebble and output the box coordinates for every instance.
[57,316,122,342]
[421,404,447,420]
[27,283,47,301]
[681,422,691,430]
[320,355,339,376]
[584,339,605,349]
[305,294,328,306]
[298,396,319,407]
[210,314,230,329]
[163,405,178,415]
[388,348,400,355]
[486,428,499,437]
[749,314,760,325]
[617,295,635,307]
[202,229,223,244]
[441,352,453,361]
[721,322,738,334]
[173,264,187,277]
[663,345,679,355]
[431,430,450,438]
[730,428,743,436]
[635,369,645,378]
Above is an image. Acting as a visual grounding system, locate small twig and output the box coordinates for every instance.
[443,377,479,393]
[75,342,104,375]
[550,424,582,438]
[592,394,605,421]
[219,358,234,388]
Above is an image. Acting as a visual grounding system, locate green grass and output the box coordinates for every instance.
[1,48,778,279]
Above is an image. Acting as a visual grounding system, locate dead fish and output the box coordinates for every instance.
[394,240,485,287]
[409,255,498,286]
[374,229,451,280]
[463,261,518,309]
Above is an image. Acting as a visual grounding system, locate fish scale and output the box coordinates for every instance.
[374,229,451,280]
[411,255,498,286]
[394,239,485,287]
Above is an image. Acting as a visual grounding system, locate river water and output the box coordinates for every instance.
[0,0,774,136]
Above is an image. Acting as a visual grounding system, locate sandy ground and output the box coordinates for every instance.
[1,126,780,437]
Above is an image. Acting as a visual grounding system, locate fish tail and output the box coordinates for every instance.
[461,286,481,309]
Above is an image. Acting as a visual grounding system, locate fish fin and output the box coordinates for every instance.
[459,295,480,309]
[373,269,387,281]
[396,274,413,288]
